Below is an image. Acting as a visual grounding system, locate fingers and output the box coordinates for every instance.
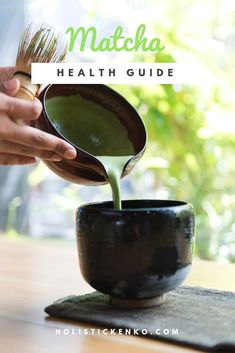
[0,153,36,165]
[0,141,63,161]
[0,67,15,82]
[0,78,20,96]
[7,122,77,159]
[0,93,42,121]
[0,89,77,162]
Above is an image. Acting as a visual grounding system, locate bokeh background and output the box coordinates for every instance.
[0,0,235,262]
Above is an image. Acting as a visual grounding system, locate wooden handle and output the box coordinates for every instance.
[14,73,39,101]
[13,73,40,125]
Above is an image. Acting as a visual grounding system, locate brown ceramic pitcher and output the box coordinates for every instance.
[34,84,147,185]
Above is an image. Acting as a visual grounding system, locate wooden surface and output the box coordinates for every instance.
[0,236,235,353]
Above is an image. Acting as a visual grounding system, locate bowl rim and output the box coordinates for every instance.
[76,199,193,213]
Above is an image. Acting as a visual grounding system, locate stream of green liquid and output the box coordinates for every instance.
[45,94,135,210]
[98,155,132,209]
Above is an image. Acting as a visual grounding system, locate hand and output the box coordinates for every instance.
[0,67,77,165]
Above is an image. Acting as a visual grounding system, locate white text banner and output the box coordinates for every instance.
[32,63,209,85]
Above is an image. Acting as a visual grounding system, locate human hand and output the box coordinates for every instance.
[0,67,77,165]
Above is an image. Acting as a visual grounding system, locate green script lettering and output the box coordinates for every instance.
[65,24,164,53]
[149,38,165,52]
[123,38,134,51]
[110,26,125,51]
[66,26,97,52]
[135,24,148,51]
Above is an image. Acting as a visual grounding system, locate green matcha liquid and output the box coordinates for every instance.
[98,155,132,209]
[45,94,135,210]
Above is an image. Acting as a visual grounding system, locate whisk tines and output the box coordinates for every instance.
[16,22,67,76]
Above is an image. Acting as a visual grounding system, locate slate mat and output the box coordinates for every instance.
[45,286,235,352]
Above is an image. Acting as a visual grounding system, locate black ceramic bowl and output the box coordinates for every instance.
[76,200,195,308]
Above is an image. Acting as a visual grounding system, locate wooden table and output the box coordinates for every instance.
[0,237,235,353]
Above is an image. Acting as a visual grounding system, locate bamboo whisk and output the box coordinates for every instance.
[14,23,67,101]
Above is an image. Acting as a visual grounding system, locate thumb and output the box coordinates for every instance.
[0,78,20,96]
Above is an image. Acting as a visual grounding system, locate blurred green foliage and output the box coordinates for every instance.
[4,0,235,262]
[113,67,235,262]
[110,2,235,262]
